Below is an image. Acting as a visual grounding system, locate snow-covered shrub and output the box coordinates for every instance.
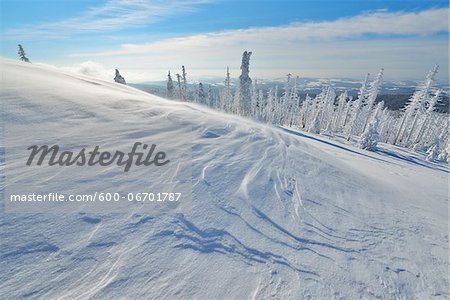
[359,118,379,150]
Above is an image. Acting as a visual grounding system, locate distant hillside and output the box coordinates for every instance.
[131,82,449,113]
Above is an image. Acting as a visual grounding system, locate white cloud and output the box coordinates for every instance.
[71,7,448,58]
[5,0,211,39]
[64,8,448,81]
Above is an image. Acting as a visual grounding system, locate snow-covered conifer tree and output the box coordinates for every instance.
[341,95,353,129]
[167,71,174,99]
[289,76,301,127]
[331,91,348,132]
[299,94,313,129]
[309,110,322,134]
[181,66,188,101]
[198,82,207,104]
[413,89,442,146]
[18,44,30,62]
[359,116,379,151]
[308,92,324,134]
[321,85,336,132]
[394,65,438,145]
[262,88,275,123]
[278,74,291,125]
[237,51,253,116]
[362,68,383,133]
[175,73,182,99]
[114,69,126,84]
[250,79,260,119]
[438,139,450,163]
[347,73,370,140]
[426,144,439,162]
[221,67,233,112]
[207,85,214,107]
[372,101,384,121]
[378,108,395,143]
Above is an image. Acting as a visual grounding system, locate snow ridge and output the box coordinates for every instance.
[0,60,448,299]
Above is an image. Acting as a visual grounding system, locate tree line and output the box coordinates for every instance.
[164,51,448,162]
[17,45,448,162]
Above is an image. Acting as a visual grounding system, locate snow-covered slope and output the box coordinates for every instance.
[0,59,448,299]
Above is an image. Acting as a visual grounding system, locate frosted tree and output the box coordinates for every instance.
[257,89,264,119]
[341,95,353,129]
[288,76,301,127]
[347,73,370,140]
[307,86,332,133]
[161,51,447,153]
[438,139,450,163]
[359,116,379,151]
[225,67,231,89]
[378,108,394,143]
[197,82,207,104]
[372,101,384,121]
[306,90,328,134]
[220,67,233,112]
[430,132,447,161]
[272,85,282,124]
[426,144,439,162]
[404,99,427,147]
[421,115,448,150]
[181,66,188,101]
[167,71,175,99]
[321,85,336,132]
[331,91,348,132]
[361,68,384,133]
[278,74,291,124]
[299,94,314,129]
[237,51,253,116]
[263,88,276,123]
[251,79,261,119]
[306,93,320,130]
[446,139,450,164]
[413,89,442,146]
[207,85,214,107]
[394,65,439,145]
[231,91,239,115]
[309,109,322,134]
[176,73,182,99]
[18,44,30,62]
[114,69,126,84]
[298,95,307,128]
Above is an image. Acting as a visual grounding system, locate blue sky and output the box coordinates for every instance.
[1,0,448,82]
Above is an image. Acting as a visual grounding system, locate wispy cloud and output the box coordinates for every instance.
[19,8,447,81]
[63,8,448,81]
[5,0,211,39]
[73,7,448,57]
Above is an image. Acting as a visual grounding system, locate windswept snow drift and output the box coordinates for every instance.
[0,59,448,299]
